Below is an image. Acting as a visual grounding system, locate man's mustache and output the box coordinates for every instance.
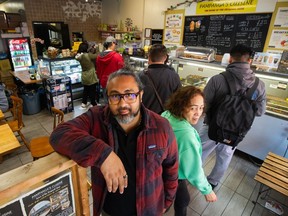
[117,107,131,112]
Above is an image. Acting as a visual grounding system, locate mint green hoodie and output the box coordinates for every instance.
[161,111,212,195]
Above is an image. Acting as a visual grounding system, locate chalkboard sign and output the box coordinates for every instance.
[151,29,163,45]
[183,13,272,55]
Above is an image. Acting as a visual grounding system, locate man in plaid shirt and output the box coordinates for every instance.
[50,68,179,216]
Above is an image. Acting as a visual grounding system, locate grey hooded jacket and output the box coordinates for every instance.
[204,62,266,124]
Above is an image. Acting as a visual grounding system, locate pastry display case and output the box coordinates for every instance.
[40,57,83,100]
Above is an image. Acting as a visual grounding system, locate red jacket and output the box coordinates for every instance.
[96,51,124,88]
[50,105,179,216]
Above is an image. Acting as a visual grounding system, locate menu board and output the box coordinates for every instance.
[183,13,272,55]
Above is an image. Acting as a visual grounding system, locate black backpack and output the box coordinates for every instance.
[208,72,259,149]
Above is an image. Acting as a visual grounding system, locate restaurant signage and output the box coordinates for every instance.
[196,0,258,14]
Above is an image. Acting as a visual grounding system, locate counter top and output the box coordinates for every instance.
[10,71,43,85]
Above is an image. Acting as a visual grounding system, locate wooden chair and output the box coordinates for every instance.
[4,83,19,120]
[51,107,64,129]
[29,107,64,160]
[7,95,28,149]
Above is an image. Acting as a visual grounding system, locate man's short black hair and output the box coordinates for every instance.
[230,44,253,61]
[107,67,144,91]
[148,44,168,62]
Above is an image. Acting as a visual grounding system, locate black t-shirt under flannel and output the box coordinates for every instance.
[103,116,144,216]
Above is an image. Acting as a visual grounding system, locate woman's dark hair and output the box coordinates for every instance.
[77,41,89,53]
[165,86,204,119]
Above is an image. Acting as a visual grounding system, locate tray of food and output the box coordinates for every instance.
[179,46,216,62]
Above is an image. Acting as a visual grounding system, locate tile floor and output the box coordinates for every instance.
[0,100,287,216]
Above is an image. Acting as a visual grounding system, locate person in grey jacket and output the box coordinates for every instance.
[139,44,182,114]
[0,82,9,112]
[199,44,266,189]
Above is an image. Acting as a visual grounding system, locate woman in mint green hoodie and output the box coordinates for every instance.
[161,86,217,216]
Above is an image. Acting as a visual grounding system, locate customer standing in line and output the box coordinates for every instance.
[162,86,217,216]
[0,82,9,112]
[199,44,266,189]
[139,44,182,114]
[76,41,99,109]
[96,36,124,101]
[50,68,179,216]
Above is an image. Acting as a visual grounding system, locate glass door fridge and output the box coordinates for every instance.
[6,38,33,71]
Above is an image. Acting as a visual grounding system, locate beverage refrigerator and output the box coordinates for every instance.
[4,37,33,71]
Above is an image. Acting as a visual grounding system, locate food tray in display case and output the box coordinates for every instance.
[266,95,288,119]
[178,46,216,62]
[180,74,208,90]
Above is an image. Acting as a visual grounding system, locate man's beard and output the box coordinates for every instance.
[114,105,140,124]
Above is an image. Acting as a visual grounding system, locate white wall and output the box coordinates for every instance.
[102,0,278,30]
[102,0,144,29]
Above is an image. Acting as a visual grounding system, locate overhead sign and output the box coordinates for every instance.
[196,0,258,15]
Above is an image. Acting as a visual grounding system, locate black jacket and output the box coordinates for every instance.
[139,64,182,114]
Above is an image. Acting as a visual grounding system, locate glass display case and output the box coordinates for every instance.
[127,56,176,73]
[170,57,288,160]
[40,57,83,100]
[128,56,148,72]
[40,57,82,84]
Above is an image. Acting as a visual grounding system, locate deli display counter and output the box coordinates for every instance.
[170,57,288,160]
[39,57,83,99]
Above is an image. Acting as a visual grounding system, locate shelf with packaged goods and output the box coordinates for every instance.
[98,30,142,42]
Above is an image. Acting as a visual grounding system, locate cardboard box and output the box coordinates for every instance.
[0,59,12,72]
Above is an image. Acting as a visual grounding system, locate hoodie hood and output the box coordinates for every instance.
[227,62,256,88]
[161,111,192,133]
[98,51,117,64]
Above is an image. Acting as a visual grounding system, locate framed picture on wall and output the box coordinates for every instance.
[72,32,83,42]
[144,39,151,46]
[144,28,152,38]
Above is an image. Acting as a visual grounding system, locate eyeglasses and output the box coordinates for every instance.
[108,91,140,105]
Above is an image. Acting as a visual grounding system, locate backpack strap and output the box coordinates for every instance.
[144,69,165,112]
[221,72,236,95]
[246,77,259,100]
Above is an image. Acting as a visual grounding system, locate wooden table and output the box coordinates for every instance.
[251,152,288,215]
[10,70,43,85]
[0,109,4,120]
[0,123,21,163]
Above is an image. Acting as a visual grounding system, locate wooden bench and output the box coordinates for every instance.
[251,152,288,215]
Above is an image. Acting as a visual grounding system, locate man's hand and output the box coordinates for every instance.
[100,151,128,194]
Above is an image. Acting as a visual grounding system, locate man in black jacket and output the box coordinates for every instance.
[139,44,182,114]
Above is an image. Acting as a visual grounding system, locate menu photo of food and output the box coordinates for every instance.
[165,14,183,28]
[164,28,182,43]
[252,52,282,72]
[277,50,288,74]
[189,20,201,32]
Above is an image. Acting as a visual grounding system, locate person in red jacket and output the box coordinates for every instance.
[50,68,179,216]
[96,36,124,100]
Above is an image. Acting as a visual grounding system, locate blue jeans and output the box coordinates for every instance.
[199,124,236,185]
